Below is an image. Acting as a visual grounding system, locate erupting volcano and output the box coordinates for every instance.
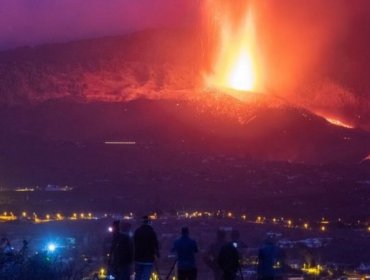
[0,0,369,164]
[201,0,370,136]
[204,0,264,97]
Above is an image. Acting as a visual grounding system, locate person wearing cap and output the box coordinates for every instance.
[134,216,160,280]
[172,227,198,280]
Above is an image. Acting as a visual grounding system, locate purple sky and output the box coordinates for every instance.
[0,0,199,50]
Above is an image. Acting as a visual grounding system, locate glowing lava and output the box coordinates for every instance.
[205,1,264,95]
[229,50,254,91]
[324,117,354,129]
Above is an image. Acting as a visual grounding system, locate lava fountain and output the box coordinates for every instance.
[204,0,265,98]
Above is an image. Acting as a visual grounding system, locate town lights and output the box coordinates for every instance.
[99,268,112,279]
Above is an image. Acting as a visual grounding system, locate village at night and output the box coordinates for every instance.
[0,1,369,279]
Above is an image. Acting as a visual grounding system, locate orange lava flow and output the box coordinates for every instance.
[205,1,264,96]
[324,117,354,129]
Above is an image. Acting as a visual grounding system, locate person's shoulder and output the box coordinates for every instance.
[136,224,149,232]
[141,224,154,231]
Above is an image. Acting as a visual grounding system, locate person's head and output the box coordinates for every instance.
[112,220,120,234]
[142,215,150,225]
[264,234,277,245]
[216,229,226,242]
[231,229,240,242]
[181,227,189,236]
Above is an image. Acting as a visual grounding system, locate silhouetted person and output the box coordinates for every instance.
[257,237,285,280]
[218,231,240,280]
[172,227,198,280]
[0,238,13,255]
[108,220,134,280]
[204,229,227,280]
[134,216,160,280]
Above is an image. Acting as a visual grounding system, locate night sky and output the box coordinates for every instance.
[0,0,199,50]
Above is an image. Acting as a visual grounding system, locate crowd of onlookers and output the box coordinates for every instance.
[108,216,285,280]
[0,216,284,280]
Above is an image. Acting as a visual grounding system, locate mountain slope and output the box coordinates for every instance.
[0,29,201,105]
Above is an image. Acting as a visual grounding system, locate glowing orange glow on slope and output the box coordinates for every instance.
[325,117,354,129]
[205,1,264,95]
[313,111,354,129]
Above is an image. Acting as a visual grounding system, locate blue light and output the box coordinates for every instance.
[47,243,57,252]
